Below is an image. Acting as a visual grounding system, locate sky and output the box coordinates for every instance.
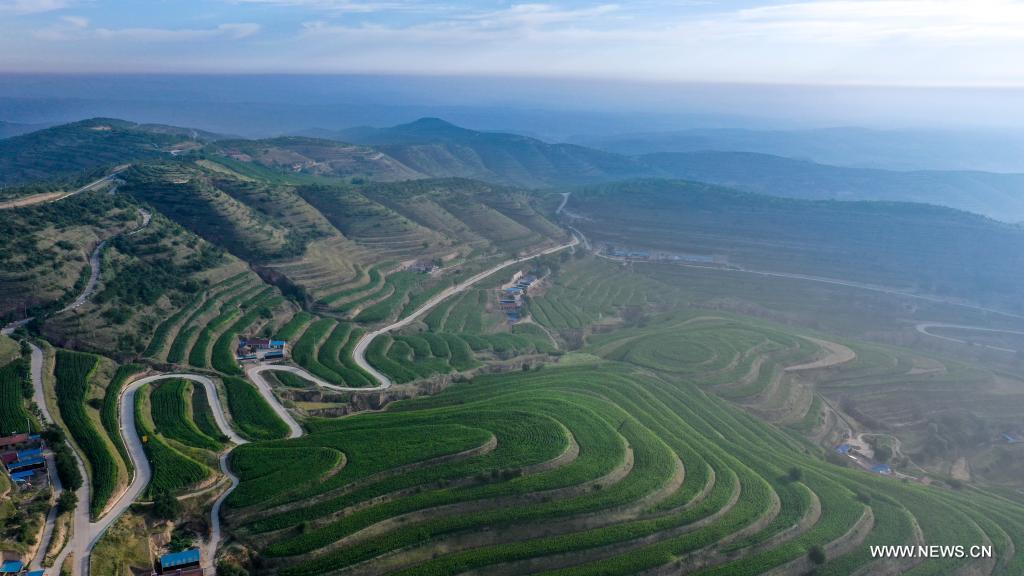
[2,0,1024,86]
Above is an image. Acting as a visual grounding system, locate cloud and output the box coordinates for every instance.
[35,20,262,41]
[224,0,436,13]
[0,0,72,14]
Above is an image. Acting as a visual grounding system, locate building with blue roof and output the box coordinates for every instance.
[27,570,46,576]
[9,456,45,473]
[871,464,893,475]
[835,444,852,455]
[0,560,24,574]
[157,548,201,573]
[17,447,42,459]
[11,469,36,483]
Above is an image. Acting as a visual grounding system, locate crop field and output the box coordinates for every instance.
[0,356,31,436]
[149,379,222,451]
[164,273,262,364]
[54,349,123,517]
[135,383,211,497]
[143,271,250,360]
[222,376,290,441]
[221,356,1024,576]
[189,286,278,369]
[100,363,144,474]
[529,258,679,332]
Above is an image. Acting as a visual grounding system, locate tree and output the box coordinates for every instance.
[787,466,803,482]
[57,490,78,514]
[217,561,249,576]
[808,544,827,565]
[152,489,181,520]
[874,445,893,463]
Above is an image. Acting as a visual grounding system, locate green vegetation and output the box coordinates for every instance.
[150,379,221,451]
[191,383,227,443]
[221,376,290,441]
[100,363,144,474]
[54,350,121,517]
[135,384,210,497]
[0,356,31,435]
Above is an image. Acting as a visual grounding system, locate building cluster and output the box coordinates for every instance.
[152,548,202,576]
[835,442,892,476]
[236,337,287,362]
[498,271,538,322]
[407,258,439,274]
[602,244,725,266]
[0,433,48,490]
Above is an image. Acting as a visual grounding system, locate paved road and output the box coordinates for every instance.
[27,343,64,571]
[42,370,254,576]
[0,166,129,211]
[242,365,305,437]
[27,228,579,573]
[915,322,1024,353]
[349,236,579,388]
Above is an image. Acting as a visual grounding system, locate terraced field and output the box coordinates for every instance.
[224,354,1024,575]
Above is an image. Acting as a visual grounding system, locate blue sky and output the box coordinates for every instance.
[2,0,1023,86]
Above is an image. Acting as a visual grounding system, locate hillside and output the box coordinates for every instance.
[0,118,210,187]
[642,151,1024,222]
[564,179,1024,313]
[312,117,648,187]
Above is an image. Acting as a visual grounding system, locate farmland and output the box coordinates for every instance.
[134,383,211,497]
[0,355,31,435]
[222,376,290,441]
[54,349,125,517]
[222,356,1024,575]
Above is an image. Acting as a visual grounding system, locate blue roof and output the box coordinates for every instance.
[11,456,45,469]
[835,444,852,454]
[871,464,892,474]
[18,447,42,458]
[27,570,46,576]
[0,560,24,573]
[11,470,36,481]
[160,548,201,568]
[270,340,287,347]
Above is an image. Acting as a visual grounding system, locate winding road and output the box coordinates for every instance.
[25,233,578,574]
[915,322,1024,353]
[1,207,153,335]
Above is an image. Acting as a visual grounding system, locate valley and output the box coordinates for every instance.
[2,116,1024,576]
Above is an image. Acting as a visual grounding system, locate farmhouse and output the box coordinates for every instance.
[236,337,287,361]
[408,258,438,274]
[154,548,202,575]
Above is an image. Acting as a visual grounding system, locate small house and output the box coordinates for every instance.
[871,464,893,475]
[155,548,201,575]
[0,560,24,575]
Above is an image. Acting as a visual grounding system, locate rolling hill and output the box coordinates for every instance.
[642,151,1024,222]
[563,179,1024,314]
[306,117,648,187]
[0,118,213,187]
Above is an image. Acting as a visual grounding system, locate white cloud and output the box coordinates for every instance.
[0,0,72,14]
[35,20,262,41]
[225,0,436,13]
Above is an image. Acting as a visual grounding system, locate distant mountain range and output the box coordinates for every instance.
[0,120,50,139]
[7,116,1024,222]
[574,127,1024,174]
